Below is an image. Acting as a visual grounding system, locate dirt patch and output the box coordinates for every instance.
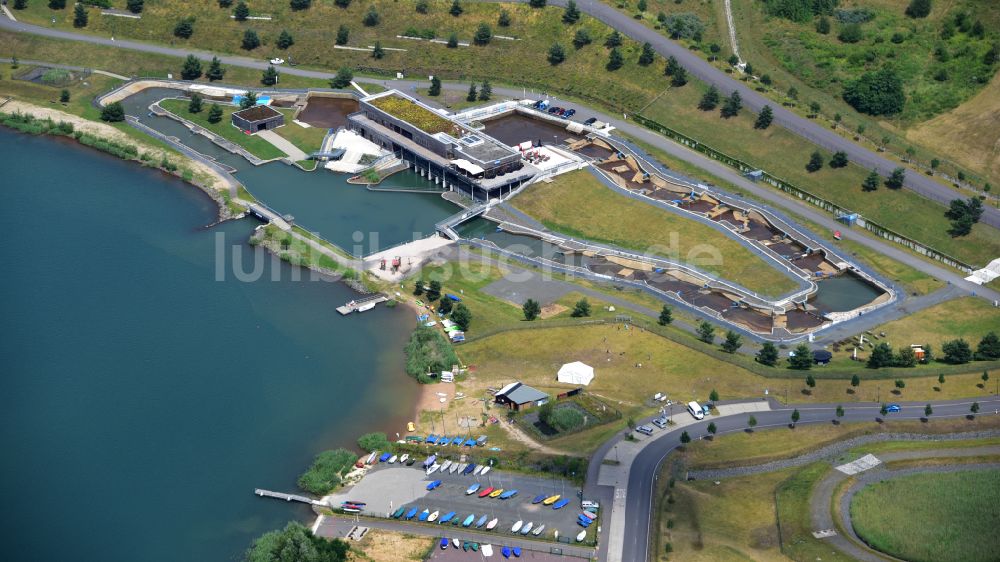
[539,303,568,319]
[298,95,359,129]
[350,529,433,562]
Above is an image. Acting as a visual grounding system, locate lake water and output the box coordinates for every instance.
[0,128,424,561]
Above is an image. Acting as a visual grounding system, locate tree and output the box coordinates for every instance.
[449,0,462,16]
[371,41,385,59]
[207,104,223,124]
[415,0,428,13]
[885,167,905,189]
[529,0,546,7]
[679,431,691,444]
[790,408,800,425]
[73,3,88,28]
[862,169,880,192]
[573,29,592,49]
[638,42,656,66]
[707,422,717,435]
[851,374,860,388]
[637,0,647,11]
[261,65,279,86]
[563,0,580,24]
[59,89,70,103]
[335,25,349,46]
[728,54,739,66]
[709,389,719,402]
[977,332,1000,360]
[452,304,472,331]
[126,0,144,14]
[748,415,757,430]
[924,403,933,417]
[234,1,249,21]
[880,403,889,417]
[428,76,441,96]
[571,298,591,318]
[605,30,622,48]
[100,102,125,122]
[173,18,194,39]
[49,0,66,8]
[447,33,459,48]
[181,55,202,80]
[805,151,824,172]
[246,522,349,561]
[754,105,774,129]
[363,5,380,26]
[606,47,624,71]
[698,85,720,110]
[838,23,862,43]
[697,321,715,344]
[277,30,295,49]
[290,0,312,10]
[664,55,680,76]
[478,81,492,101]
[945,197,984,237]
[895,347,917,368]
[473,23,492,45]
[466,83,477,102]
[938,373,945,385]
[239,91,257,109]
[829,151,848,168]
[843,68,905,116]
[983,371,991,385]
[522,299,541,321]
[761,73,773,86]
[788,343,813,370]
[241,29,261,50]
[805,374,816,389]
[188,93,203,114]
[334,0,351,6]
[816,15,830,34]
[836,405,845,418]
[721,330,742,353]
[671,67,688,88]
[658,305,673,326]
[868,342,894,368]
[905,0,931,18]
[357,432,390,452]
[757,342,779,366]
[329,67,353,88]
[971,401,980,416]
[426,280,442,302]
[941,339,972,364]
[219,0,233,6]
[13,0,28,9]
[708,43,721,60]
[498,9,511,26]
[720,90,742,118]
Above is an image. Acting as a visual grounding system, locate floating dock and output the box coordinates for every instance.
[254,488,324,506]
[336,295,389,315]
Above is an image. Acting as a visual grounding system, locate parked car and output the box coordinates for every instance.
[636,425,654,436]
[583,117,598,125]
[269,58,285,65]
[886,404,901,413]
[652,417,668,429]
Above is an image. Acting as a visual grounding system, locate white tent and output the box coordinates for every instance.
[557,361,594,386]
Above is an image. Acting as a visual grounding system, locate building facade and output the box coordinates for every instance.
[232,105,284,133]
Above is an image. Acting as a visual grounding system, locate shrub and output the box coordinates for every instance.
[174,18,195,39]
[241,29,260,50]
[362,5,379,26]
[473,23,492,45]
[357,432,390,452]
[843,68,905,116]
[126,0,144,13]
[404,326,459,382]
[835,8,874,23]
[838,23,863,44]
[100,102,125,122]
[905,0,931,19]
[297,448,356,494]
[662,13,703,40]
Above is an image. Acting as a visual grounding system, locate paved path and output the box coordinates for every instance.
[255,129,304,161]
[821,454,1000,561]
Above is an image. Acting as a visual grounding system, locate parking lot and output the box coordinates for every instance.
[326,464,595,543]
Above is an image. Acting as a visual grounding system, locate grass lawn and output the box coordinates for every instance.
[641,85,1000,268]
[158,98,286,160]
[509,169,799,297]
[252,224,357,277]
[851,470,1000,562]
[679,418,1000,471]
[272,110,327,154]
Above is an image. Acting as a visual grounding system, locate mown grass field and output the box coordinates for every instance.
[509,169,799,296]
[851,469,1000,562]
[9,0,668,112]
[158,98,286,159]
[641,83,1000,267]
[271,112,327,153]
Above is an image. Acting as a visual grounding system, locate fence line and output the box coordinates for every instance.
[632,115,976,272]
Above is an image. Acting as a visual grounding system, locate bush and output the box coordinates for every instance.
[905,0,931,19]
[100,102,125,122]
[838,23,863,43]
[550,407,585,431]
[297,448,356,495]
[835,8,874,23]
[357,432,390,452]
[843,68,905,116]
[362,5,380,26]
[404,326,459,382]
[662,13,703,40]
[246,522,349,562]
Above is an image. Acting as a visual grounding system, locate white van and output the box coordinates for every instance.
[687,401,705,420]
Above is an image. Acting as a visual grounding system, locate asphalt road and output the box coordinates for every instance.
[614,395,1000,562]
[3,5,998,231]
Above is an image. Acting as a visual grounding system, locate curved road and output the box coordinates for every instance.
[2,7,997,230]
[590,395,1000,562]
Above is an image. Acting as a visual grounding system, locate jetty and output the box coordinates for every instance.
[255,488,324,506]
[336,294,389,315]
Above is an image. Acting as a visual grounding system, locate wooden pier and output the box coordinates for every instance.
[255,488,324,506]
[336,295,389,315]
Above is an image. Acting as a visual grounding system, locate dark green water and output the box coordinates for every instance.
[0,128,420,561]
[809,271,885,313]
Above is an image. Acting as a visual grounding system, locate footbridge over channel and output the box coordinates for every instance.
[435,201,491,240]
[248,203,292,231]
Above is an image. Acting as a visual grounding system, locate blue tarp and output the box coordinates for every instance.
[445,294,461,302]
